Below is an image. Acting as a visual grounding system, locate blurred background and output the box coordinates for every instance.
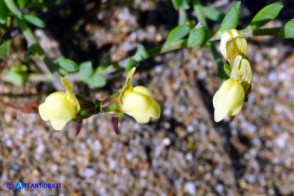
[0,0,293,195]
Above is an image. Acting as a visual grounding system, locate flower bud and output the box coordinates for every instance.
[213,78,245,122]
[39,78,80,130]
[219,29,248,64]
[119,68,161,123]
[230,55,252,95]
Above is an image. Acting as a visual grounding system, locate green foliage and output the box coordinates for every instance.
[126,58,139,71]
[0,0,9,24]
[57,58,79,72]
[85,74,106,88]
[98,55,112,70]
[24,44,42,60]
[172,0,190,10]
[278,19,294,39]
[133,44,149,62]
[202,6,223,22]
[166,24,191,43]
[219,1,241,32]
[0,40,10,58]
[223,63,231,77]
[17,0,26,7]
[187,26,205,48]
[78,61,107,88]
[6,64,29,85]
[16,0,62,11]
[23,14,45,27]
[79,61,93,80]
[0,0,292,89]
[250,2,284,29]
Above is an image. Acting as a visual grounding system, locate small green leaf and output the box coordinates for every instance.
[99,55,112,70]
[86,74,107,88]
[0,28,4,42]
[166,24,191,43]
[24,15,45,28]
[172,0,183,10]
[202,6,223,22]
[182,0,190,10]
[250,2,284,29]
[278,19,294,39]
[125,58,139,71]
[6,64,29,86]
[0,0,9,24]
[24,44,42,60]
[219,2,241,31]
[224,63,231,77]
[0,40,10,58]
[133,44,149,61]
[79,61,93,80]
[57,58,79,72]
[17,0,26,7]
[187,26,205,48]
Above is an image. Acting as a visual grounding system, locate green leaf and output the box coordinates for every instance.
[250,2,284,29]
[172,0,183,10]
[187,26,205,48]
[17,0,26,7]
[202,6,223,22]
[133,44,149,61]
[79,61,93,80]
[182,0,190,10]
[57,58,79,72]
[86,74,106,88]
[223,63,231,77]
[125,58,139,71]
[0,40,10,58]
[23,15,45,28]
[99,55,112,70]
[24,44,42,60]
[6,64,29,86]
[219,1,241,32]
[278,19,294,39]
[166,24,190,43]
[0,28,4,42]
[0,0,9,24]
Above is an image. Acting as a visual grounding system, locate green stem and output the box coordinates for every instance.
[242,27,281,37]
[16,19,37,46]
[119,39,188,68]
[4,0,62,89]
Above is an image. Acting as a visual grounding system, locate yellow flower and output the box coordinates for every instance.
[39,78,80,130]
[230,55,252,95]
[119,68,161,123]
[219,29,248,64]
[213,78,245,122]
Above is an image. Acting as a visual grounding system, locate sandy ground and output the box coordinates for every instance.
[0,1,294,195]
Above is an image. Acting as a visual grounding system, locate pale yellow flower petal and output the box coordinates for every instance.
[119,79,161,123]
[231,55,252,94]
[213,79,245,122]
[39,91,79,130]
[219,29,248,63]
[61,77,74,94]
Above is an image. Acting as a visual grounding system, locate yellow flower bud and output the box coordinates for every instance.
[39,78,80,130]
[219,29,248,64]
[119,68,161,123]
[230,55,252,95]
[213,78,245,122]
